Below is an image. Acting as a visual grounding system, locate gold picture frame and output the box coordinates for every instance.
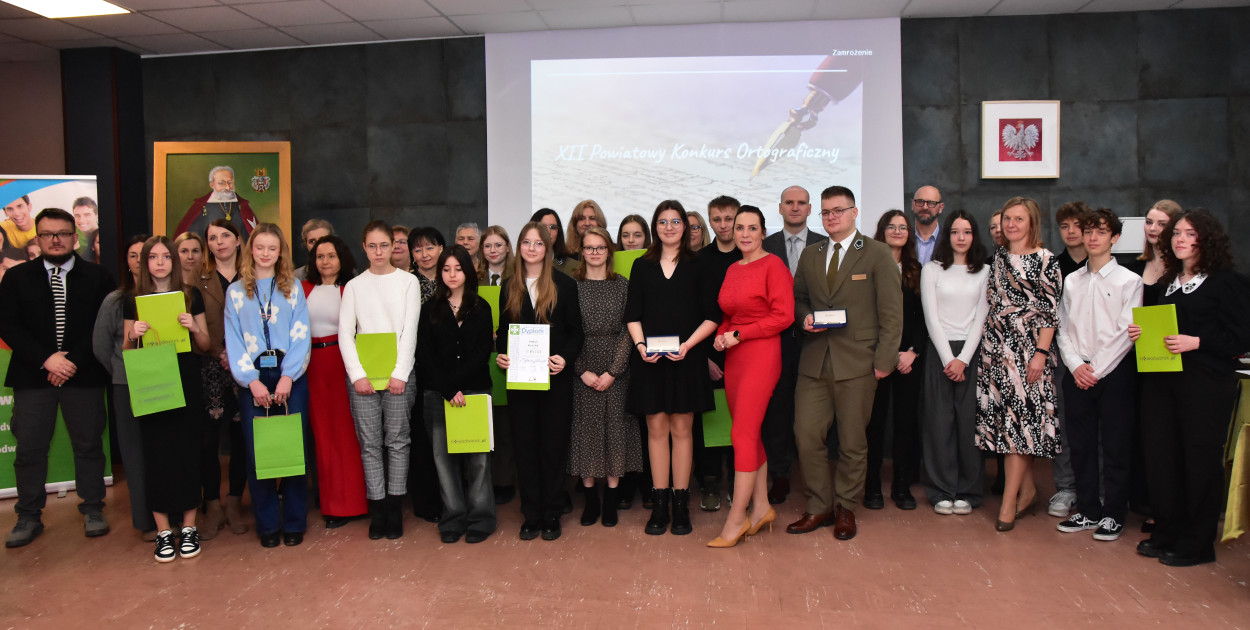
[153,141,291,240]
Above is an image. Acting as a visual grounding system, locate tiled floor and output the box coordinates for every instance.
[3,463,1248,629]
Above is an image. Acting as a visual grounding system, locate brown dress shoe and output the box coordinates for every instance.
[785,512,834,534]
[833,505,857,540]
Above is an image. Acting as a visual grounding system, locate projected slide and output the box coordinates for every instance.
[531,54,864,230]
[487,20,902,235]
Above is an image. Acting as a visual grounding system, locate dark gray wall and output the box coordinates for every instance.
[901,8,1250,256]
[141,37,486,267]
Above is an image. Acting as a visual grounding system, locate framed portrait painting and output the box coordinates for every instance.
[153,141,291,240]
[981,101,1060,179]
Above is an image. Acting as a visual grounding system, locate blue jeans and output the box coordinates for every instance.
[239,367,311,536]
[423,390,496,535]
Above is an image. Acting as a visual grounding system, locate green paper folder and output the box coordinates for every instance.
[356,332,398,390]
[479,285,501,332]
[489,353,508,406]
[1134,304,1183,373]
[703,389,732,447]
[253,410,305,479]
[123,343,186,416]
[136,291,191,353]
[614,249,646,279]
[445,394,494,454]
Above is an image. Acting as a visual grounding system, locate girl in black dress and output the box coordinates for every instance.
[625,200,720,536]
[124,236,211,562]
[496,221,584,541]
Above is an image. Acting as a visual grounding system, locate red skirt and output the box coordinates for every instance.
[308,335,368,518]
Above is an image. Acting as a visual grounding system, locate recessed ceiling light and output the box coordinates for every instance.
[2,0,129,19]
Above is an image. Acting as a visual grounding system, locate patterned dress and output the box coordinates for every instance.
[567,275,643,478]
[975,248,1062,457]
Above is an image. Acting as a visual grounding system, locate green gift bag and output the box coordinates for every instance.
[253,406,306,479]
[703,389,732,448]
[123,341,186,417]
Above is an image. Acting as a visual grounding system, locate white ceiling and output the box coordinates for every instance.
[0,0,1244,62]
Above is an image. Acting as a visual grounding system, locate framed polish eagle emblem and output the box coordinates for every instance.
[981,101,1060,179]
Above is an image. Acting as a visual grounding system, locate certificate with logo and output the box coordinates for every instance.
[506,323,551,390]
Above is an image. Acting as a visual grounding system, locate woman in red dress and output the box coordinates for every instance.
[301,235,368,528]
[708,206,794,547]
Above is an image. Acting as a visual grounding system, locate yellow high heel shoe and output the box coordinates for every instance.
[746,507,777,536]
[707,520,752,548]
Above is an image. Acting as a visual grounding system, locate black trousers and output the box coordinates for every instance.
[866,363,922,491]
[761,331,801,478]
[510,373,574,522]
[408,391,443,516]
[1061,358,1136,522]
[11,386,107,519]
[1141,365,1237,556]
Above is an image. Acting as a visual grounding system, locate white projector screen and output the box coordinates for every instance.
[486,19,902,239]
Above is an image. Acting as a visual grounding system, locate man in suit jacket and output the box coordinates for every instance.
[760,185,828,504]
[0,208,116,548]
[784,186,902,541]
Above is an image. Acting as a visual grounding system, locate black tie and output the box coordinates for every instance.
[491,273,500,286]
[51,267,66,351]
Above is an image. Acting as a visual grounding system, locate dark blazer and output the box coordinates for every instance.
[197,268,230,358]
[495,270,584,369]
[793,232,903,381]
[0,254,116,388]
[763,228,828,272]
[417,296,494,400]
[899,283,929,356]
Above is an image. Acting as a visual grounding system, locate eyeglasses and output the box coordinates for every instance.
[912,199,942,208]
[364,242,392,251]
[38,231,75,241]
[884,225,909,233]
[583,245,608,254]
[521,240,545,249]
[819,206,855,218]
[657,219,684,227]
[393,239,408,246]
[689,225,703,232]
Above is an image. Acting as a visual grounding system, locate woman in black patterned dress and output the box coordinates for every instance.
[976,197,1062,532]
[567,228,642,528]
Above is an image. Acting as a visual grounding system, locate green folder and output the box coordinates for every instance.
[355,332,398,390]
[478,285,501,332]
[1134,304,1182,372]
[489,352,508,406]
[445,394,494,454]
[252,409,305,479]
[613,249,646,279]
[703,389,732,447]
[136,291,191,353]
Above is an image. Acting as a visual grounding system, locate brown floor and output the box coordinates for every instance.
[3,462,1248,630]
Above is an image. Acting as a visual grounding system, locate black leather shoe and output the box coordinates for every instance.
[1136,538,1169,558]
[1159,549,1215,567]
[891,489,917,510]
[541,518,562,541]
[862,490,885,510]
[519,520,540,541]
[282,532,304,546]
[259,532,281,548]
[767,477,790,505]
[465,530,489,544]
[440,531,462,544]
[324,516,351,529]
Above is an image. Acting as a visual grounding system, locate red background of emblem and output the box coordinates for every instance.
[998,118,1043,162]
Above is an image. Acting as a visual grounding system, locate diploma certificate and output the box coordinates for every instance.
[506,324,551,390]
[812,309,847,328]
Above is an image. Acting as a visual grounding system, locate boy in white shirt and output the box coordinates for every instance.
[1054,208,1143,541]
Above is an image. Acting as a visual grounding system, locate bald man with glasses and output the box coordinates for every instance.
[910,186,945,265]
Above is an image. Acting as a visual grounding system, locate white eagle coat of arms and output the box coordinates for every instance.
[1001,121,1040,160]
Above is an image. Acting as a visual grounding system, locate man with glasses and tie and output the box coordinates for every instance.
[786,186,901,541]
[0,208,116,548]
[910,186,945,264]
[761,185,827,504]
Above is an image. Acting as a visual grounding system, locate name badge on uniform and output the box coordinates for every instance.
[812,309,847,329]
[851,274,867,281]
[259,354,278,368]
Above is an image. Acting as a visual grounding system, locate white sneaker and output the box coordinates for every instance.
[1048,490,1077,518]
[952,499,972,515]
[933,500,954,515]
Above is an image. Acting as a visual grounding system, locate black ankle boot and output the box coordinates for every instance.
[385,495,405,539]
[644,488,671,535]
[580,484,601,526]
[368,499,385,540]
[602,486,619,527]
[670,488,692,535]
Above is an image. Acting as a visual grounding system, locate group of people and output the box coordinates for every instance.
[0,186,1245,568]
